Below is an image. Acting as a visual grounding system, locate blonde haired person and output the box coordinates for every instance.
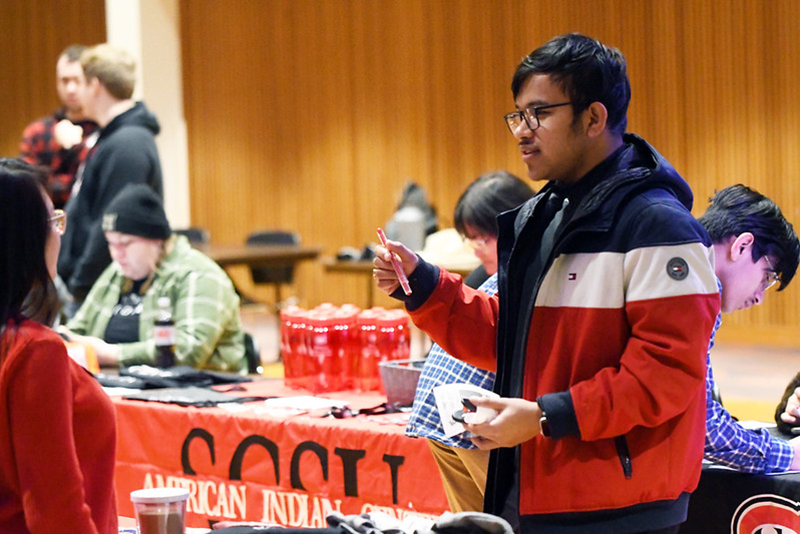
[58,43,163,309]
[80,43,136,100]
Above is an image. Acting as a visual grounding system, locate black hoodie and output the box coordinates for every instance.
[58,101,163,302]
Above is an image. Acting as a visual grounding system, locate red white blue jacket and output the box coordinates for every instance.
[401,134,720,533]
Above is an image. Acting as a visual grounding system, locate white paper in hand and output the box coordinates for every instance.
[433,383,499,438]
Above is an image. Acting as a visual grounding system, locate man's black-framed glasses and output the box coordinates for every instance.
[504,102,572,133]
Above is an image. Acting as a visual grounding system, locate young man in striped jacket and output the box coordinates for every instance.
[374,33,719,534]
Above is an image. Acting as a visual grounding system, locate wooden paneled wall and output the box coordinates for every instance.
[180,0,799,345]
[0,0,106,157]
[3,1,798,346]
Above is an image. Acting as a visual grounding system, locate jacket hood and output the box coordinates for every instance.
[545,133,694,228]
[102,101,160,137]
[616,133,693,211]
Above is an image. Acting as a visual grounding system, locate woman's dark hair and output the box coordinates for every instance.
[0,158,59,328]
[454,171,534,237]
[698,184,799,290]
[512,33,631,136]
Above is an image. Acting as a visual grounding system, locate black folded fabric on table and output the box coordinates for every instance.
[210,511,513,534]
[96,365,252,389]
[122,386,271,407]
[212,530,339,534]
[95,373,151,389]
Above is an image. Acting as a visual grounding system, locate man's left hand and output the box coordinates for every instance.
[464,396,542,450]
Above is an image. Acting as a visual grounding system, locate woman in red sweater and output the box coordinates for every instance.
[0,159,118,533]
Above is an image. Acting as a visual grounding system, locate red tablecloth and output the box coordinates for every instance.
[112,380,448,529]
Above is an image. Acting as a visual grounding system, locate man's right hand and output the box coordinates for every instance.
[372,239,418,296]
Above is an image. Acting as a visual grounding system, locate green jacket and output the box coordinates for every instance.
[67,235,246,373]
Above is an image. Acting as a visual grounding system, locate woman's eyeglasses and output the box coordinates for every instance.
[50,209,67,236]
[464,236,491,250]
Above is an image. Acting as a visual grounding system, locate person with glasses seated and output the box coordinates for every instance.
[0,159,118,533]
[406,171,533,513]
[59,184,246,373]
[697,184,800,472]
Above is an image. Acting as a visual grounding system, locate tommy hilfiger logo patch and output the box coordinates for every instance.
[666,257,689,281]
[568,273,577,281]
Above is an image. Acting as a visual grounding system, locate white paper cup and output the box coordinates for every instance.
[130,487,189,534]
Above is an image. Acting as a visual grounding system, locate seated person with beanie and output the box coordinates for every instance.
[60,184,246,373]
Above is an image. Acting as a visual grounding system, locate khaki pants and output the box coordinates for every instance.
[427,438,490,513]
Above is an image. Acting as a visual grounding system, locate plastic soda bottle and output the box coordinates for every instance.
[306,310,341,393]
[386,309,410,361]
[286,307,309,389]
[334,305,360,389]
[355,308,383,391]
[154,296,176,368]
[280,306,301,388]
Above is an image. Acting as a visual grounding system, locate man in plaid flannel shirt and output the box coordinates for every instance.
[19,45,97,209]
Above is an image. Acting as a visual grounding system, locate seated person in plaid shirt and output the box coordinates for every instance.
[19,45,98,209]
[700,184,800,472]
[405,171,533,512]
[59,184,247,374]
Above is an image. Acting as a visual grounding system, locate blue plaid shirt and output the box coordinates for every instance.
[405,274,498,448]
[704,278,794,472]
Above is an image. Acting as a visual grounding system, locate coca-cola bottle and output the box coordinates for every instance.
[306,310,341,393]
[386,309,410,361]
[356,308,383,391]
[334,305,360,390]
[153,296,176,368]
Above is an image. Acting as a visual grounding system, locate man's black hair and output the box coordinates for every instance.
[511,33,631,136]
[698,184,799,290]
